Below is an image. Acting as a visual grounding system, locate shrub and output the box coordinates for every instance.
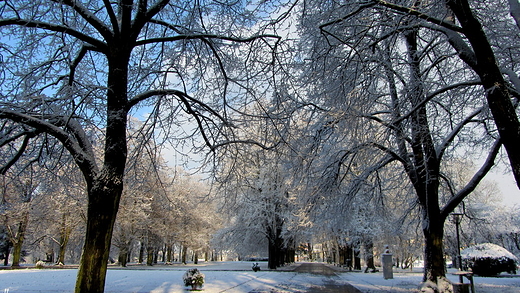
[183,268,205,287]
[461,243,518,276]
[35,260,46,269]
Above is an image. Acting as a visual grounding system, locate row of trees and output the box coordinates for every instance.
[1,133,219,268]
[1,0,519,292]
[214,0,520,290]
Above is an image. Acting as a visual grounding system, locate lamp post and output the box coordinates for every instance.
[451,213,463,270]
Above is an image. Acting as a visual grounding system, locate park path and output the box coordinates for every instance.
[293,263,362,293]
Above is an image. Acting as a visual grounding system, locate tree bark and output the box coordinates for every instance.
[118,249,128,267]
[74,183,122,293]
[354,244,361,270]
[363,239,376,273]
[11,211,28,267]
[181,245,187,264]
[73,26,130,290]
[57,213,71,265]
[166,244,173,263]
[422,212,447,283]
[402,26,447,284]
[146,245,154,266]
[138,242,145,264]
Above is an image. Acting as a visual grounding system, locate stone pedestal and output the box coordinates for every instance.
[382,253,393,279]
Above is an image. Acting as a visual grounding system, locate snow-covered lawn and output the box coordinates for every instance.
[342,267,520,293]
[1,262,519,292]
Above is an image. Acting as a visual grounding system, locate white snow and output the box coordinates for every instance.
[461,243,519,260]
[0,262,519,292]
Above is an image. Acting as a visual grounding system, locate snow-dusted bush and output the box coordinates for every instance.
[183,268,205,289]
[35,260,46,269]
[461,243,518,276]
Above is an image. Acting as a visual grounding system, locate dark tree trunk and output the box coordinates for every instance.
[268,240,277,269]
[3,248,8,266]
[268,235,284,269]
[423,217,446,283]
[74,185,122,293]
[138,242,144,264]
[146,245,154,266]
[161,245,166,263]
[446,0,520,188]
[354,247,361,270]
[402,25,447,285]
[346,246,353,269]
[364,239,376,273]
[118,248,128,267]
[57,213,71,265]
[11,211,28,267]
[74,39,129,292]
[181,245,187,264]
[166,244,173,263]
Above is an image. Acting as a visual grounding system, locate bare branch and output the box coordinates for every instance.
[392,80,481,125]
[436,107,483,161]
[51,0,114,42]
[132,0,170,34]
[0,110,98,181]
[319,2,377,30]
[373,0,463,32]
[441,138,502,217]
[0,18,107,51]
[134,33,280,47]
[0,131,38,175]
[69,45,100,85]
[102,0,119,36]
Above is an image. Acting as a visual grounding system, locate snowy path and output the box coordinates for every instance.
[1,262,519,292]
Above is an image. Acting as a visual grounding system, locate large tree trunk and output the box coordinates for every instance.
[422,213,447,283]
[353,244,361,270]
[118,248,129,267]
[11,211,28,267]
[146,245,154,266]
[74,184,122,293]
[268,234,284,269]
[363,239,376,273]
[194,251,199,265]
[138,242,145,264]
[166,243,173,263]
[346,245,353,270]
[75,49,128,292]
[181,245,187,264]
[403,25,447,286]
[57,213,71,265]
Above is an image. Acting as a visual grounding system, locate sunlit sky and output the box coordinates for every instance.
[488,161,520,206]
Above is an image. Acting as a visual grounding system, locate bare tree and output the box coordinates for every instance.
[371,0,520,188]
[0,1,280,292]
[296,1,505,289]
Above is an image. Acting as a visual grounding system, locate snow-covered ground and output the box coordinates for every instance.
[1,262,519,292]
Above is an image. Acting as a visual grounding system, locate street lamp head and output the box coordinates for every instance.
[451,212,463,224]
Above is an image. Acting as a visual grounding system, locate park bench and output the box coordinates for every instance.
[451,271,475,293]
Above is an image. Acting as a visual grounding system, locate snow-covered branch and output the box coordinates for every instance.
[53,0,113,42]
[0,109,98,181]
[436,107,483,161]
[373,0,463,32]
[0,19,107,50]
[441,138,502,218]
[134,33,281,47]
